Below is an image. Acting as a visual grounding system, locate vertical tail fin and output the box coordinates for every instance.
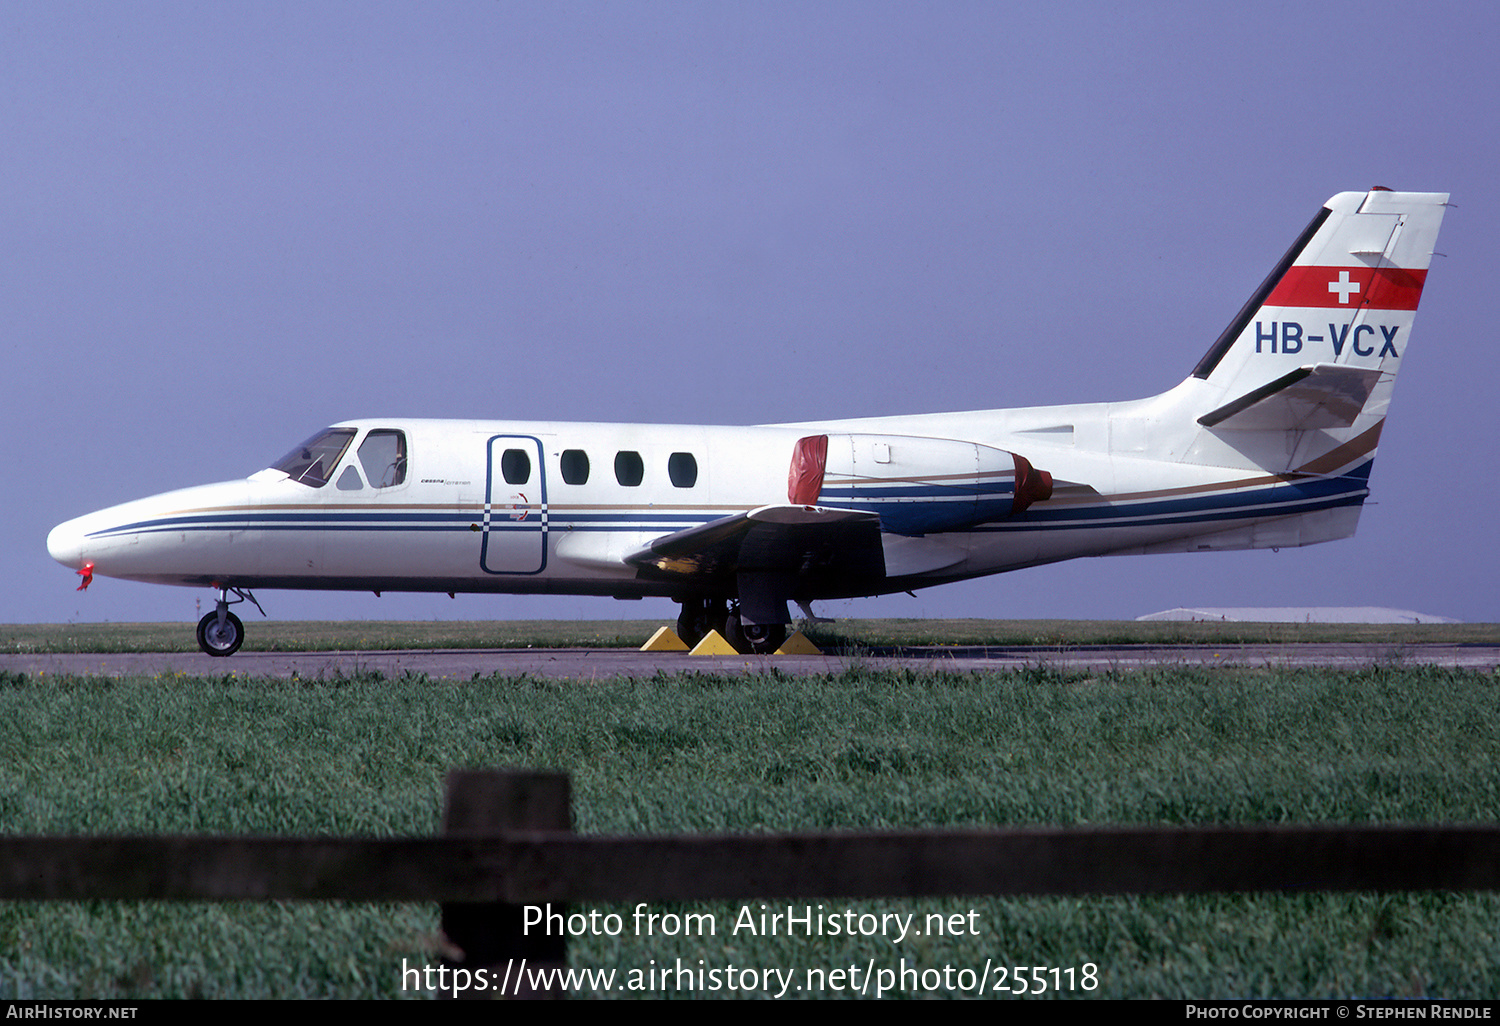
[1131,189,1449,553]
[1191,188,1448,428]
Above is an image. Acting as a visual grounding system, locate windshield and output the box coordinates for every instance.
[271,428,356,487]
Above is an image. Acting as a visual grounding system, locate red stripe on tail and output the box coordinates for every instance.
[1266,266,1426,310]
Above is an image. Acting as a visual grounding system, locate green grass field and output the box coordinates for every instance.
[2,660,1498,999]
[2,617,1495,653]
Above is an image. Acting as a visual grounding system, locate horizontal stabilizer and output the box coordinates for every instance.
[1197,363,1384,431]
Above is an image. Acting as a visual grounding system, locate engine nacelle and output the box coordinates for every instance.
[788,433,1052,536]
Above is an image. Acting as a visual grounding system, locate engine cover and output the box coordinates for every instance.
[789,433,1052,535]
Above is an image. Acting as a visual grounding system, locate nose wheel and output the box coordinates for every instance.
[196,585,263,656]
[197,610,244,656]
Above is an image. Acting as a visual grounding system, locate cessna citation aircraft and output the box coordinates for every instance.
[48,188,1448,655]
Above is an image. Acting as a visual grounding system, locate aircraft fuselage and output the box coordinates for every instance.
[46,400,1373,601]
[46,188,1450,654]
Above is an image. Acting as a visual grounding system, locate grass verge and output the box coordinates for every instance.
[2,618,1496,654]
[0,664,1497,998]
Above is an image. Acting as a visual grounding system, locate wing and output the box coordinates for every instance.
[623,504,886,587]
[624,433,1054,624]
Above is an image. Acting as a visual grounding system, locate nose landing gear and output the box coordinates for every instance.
[196,586,264,657]
[197,609,244,656]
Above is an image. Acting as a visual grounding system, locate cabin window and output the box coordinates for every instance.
[357,430,407,488]
[501,448,531,485]
[614,450,644,487]
[272,428,356,488]
[668,452,698,488]
[560,449,590,485]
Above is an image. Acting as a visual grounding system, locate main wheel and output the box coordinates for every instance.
[677,597,730,647]
[197,611,245,657]
[676,602,709,647]
[743,622,786,654]
[724,612,786,654]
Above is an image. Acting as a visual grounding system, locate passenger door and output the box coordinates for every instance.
[481,435,548,575]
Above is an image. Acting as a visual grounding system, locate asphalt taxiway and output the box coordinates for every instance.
[3,642,1497,679]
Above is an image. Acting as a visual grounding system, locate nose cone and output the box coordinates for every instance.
[47,517,87,569]
[46,479,256,587]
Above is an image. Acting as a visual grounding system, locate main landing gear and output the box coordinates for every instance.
[676,596,726,647]
[196,586,264,657]
[675,597,788,654]
[730,615,786,654]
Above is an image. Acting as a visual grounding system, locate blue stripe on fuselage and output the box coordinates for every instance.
[81,466,1373,544]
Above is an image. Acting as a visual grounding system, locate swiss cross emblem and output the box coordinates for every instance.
[1328,270,1361,304]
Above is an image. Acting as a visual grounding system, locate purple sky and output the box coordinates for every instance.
[8,1,1497,627]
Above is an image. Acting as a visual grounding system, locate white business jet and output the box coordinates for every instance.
[48,188,1448,655]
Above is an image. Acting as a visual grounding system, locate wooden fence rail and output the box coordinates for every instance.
[3,770,1499,996]
[8,824,1500,901]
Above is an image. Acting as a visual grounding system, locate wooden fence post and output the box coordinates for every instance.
[440,769,572,999]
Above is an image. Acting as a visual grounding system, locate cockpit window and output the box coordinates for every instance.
[271,428,357,488]
[357,430,408,488]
